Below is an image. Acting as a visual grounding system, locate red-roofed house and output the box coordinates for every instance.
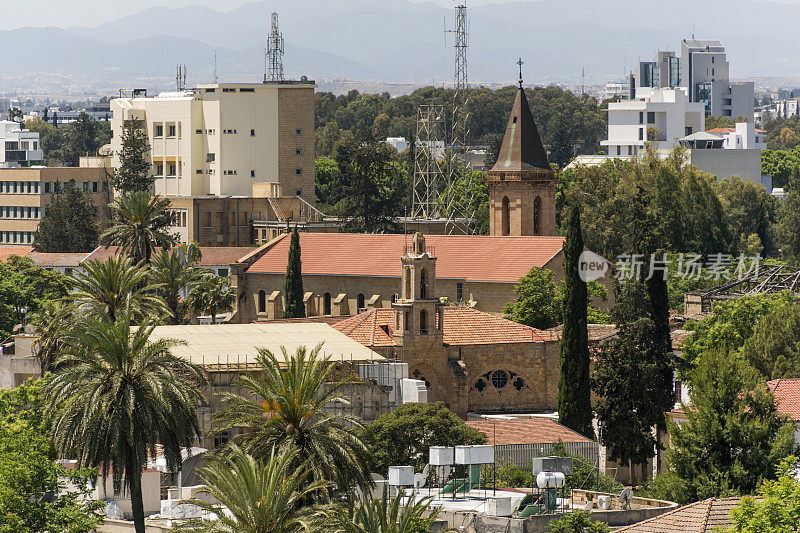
[0,245,33,262]
[767,378,800,444]
[230,231,582,322]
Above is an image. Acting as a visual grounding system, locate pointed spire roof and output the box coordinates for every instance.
[489,78,552,175]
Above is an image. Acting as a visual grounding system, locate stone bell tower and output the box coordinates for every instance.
[487,60,558,237]
[392,232,444,347]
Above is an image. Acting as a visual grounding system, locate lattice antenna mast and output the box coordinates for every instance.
[266,12,285,82]
[451,2,469,147]
[411,105,447,219]
[176,64,187,91]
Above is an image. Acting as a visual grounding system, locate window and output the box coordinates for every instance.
[512,116,517,123]
[533,196,542,235]
[204,212,212,228]
[685,126,693,136]
[639,128,644,141]
[491,370,508,388]
[240,88,255,93]
[223,88,236,93]
[167,125,176,137]
[168,164,177,176]
[295,148,302,156]
[250,129,255,136]
[82,182,89,192]
[196,169,203,174]
[639,111,644,124]
[627,145,632,155]
[296,128,302,136]
[218,268,229,277]
[501,196,510,236]
[295,168,302,175]
[419,309,428,335]
[155,124,164,137]
[205,88,216,93]
[357,293,365,311]
[647,111,655,123]
[616,146,621,156]
[456,282,463,302]
[44,182,51,193]
[420,268,428,299]
[206,153,215,163]
[155,164,164,176]
[296,189,302,196]
[323,293,332,315]
[195,129,203,134]
[92,182,98,193]
[258,290,266,313]
[250,170,255,177]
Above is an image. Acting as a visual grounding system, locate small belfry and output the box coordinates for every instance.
[392,232,444,346]
[487,59,558,236]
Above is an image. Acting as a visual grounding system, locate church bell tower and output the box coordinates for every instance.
[487,60,558,237]
[392,233,444,347]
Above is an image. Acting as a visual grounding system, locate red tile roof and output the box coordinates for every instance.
[466,418,592,445]
[767,378,800,421]
[333,307,558,347]
[244,233,566,283]
[26,251,90,267]
[0,246,34,262]
[82,245,254,267]
[705,127,735,133]
[616,497,742,532]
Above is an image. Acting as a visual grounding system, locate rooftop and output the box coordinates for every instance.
[767,378,800,421]
[466,418,592,445]
[489,85,552,174]
[0,246,34,262]
[615,497,741,532]
[333,307,558,347]
[244,233,565,283]
[83,245,254,267]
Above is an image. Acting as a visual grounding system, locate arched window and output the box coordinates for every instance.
[533,196,542,235]
[404,311,410,331]
[257,290,266,313]
[420,268,428,299]
[323,292,332,315]
[404,267,412,299]
[420,309,428,334]
[501,196,510,236]
[357,293,365,311]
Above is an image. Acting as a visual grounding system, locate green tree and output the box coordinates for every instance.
[334,139,408,233]
[0,380,103,533]
[739,300,800,380]
[44,308,205,533]
[101,191,176,264]
[186,274,235,324]
[776,168,800,262]
[760,146,800,189]
[62,112,108,166]
[546,511,610,533]
[315,156,343,211]
[558,203,593,438]
[327,488,454,533]
[284,226,305,318]
[360,402,486,473]
[150,245,206,324]
[213,345,372,498]
[176,445,326,533]
[71,255,168,321]
[29,300,72,376]
[666,349,796,504]
[730,456,800,532]
[0,256,70,339]
[112,117,152,193]
[716,176,778,256]
[33,180,98,253]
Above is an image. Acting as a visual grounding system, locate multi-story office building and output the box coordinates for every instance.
[636,51,681,92]
[0,167,109,245]
[680,39,754,121]
[0,121,42,168]
[601,87,706,156]
[110,81,315,202]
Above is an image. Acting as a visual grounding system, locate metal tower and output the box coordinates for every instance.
[451,2,469,147]
[266,12,285,82]
[411,105,447,219]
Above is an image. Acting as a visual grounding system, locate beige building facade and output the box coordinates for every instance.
[0,167,110,245]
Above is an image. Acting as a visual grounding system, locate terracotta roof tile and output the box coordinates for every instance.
[767,378,800,421]
[333,307,556,347]
[466,418,592,445]
[244,233,566,284]
[616,497,742,532]
[0,246,34,262]
[82,245,254,267]
[26,251,91,267]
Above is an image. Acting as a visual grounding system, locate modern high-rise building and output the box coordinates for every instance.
[636,51,681,92]
[0,121,42,169]
[680,39,754,121]
[110,81,315,202]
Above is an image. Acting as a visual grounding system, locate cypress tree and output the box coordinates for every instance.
[284,226,306,318]
[558,203,593,438]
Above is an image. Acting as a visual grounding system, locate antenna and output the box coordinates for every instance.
[176,64,187,91]
[213,51,218,84]
[266,12,285,82]
[581,66,585,96]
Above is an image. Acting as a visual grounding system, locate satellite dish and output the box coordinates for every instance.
[414,473,426,489]
[618,488,633,510]
[583,501,593,511]
[370,472,385,482]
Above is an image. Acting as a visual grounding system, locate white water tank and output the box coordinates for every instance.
[536,471,565,489]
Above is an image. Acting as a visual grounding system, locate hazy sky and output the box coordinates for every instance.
[2,0,798,31]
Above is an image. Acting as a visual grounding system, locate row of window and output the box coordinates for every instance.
[0,181,102,194]
[0,231,34,244]
[203,211,254,229]
[3,140,39,151]
[0,206,42,219]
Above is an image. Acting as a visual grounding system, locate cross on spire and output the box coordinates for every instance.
[517,58,524,87]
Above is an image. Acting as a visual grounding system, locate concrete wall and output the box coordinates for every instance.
[689,148,762,183]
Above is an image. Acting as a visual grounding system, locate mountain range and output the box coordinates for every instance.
[1,0,799,95]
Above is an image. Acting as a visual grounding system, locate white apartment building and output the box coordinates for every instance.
[110,81,315,201]
[601,87,705,157]
[677,122,767,187]
[604,79,632,101]
[680,39,754,121]
[0,121,42,168]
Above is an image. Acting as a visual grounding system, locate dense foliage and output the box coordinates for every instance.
[284,226,305,318]
[112,118,152,193]
[33,180,99,253]
[0,256,70,340]
[730,456,800,532]
[24,113,111,167]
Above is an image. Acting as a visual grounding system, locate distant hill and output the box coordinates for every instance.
[2,0,800,94]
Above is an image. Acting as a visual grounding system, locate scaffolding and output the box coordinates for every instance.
[686,263,800,313]
[412,105,447,219]
[266,12,285,82]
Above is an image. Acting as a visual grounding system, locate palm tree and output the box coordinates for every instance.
[327,489,454,533]
[176,445,327,533]
[43,305,205,533]
[101,191,176,264]
[29,299,72,376]
[71,255,168,321]
[213,345,372,498]
[151,246,207,324]
[187,274,236,324]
